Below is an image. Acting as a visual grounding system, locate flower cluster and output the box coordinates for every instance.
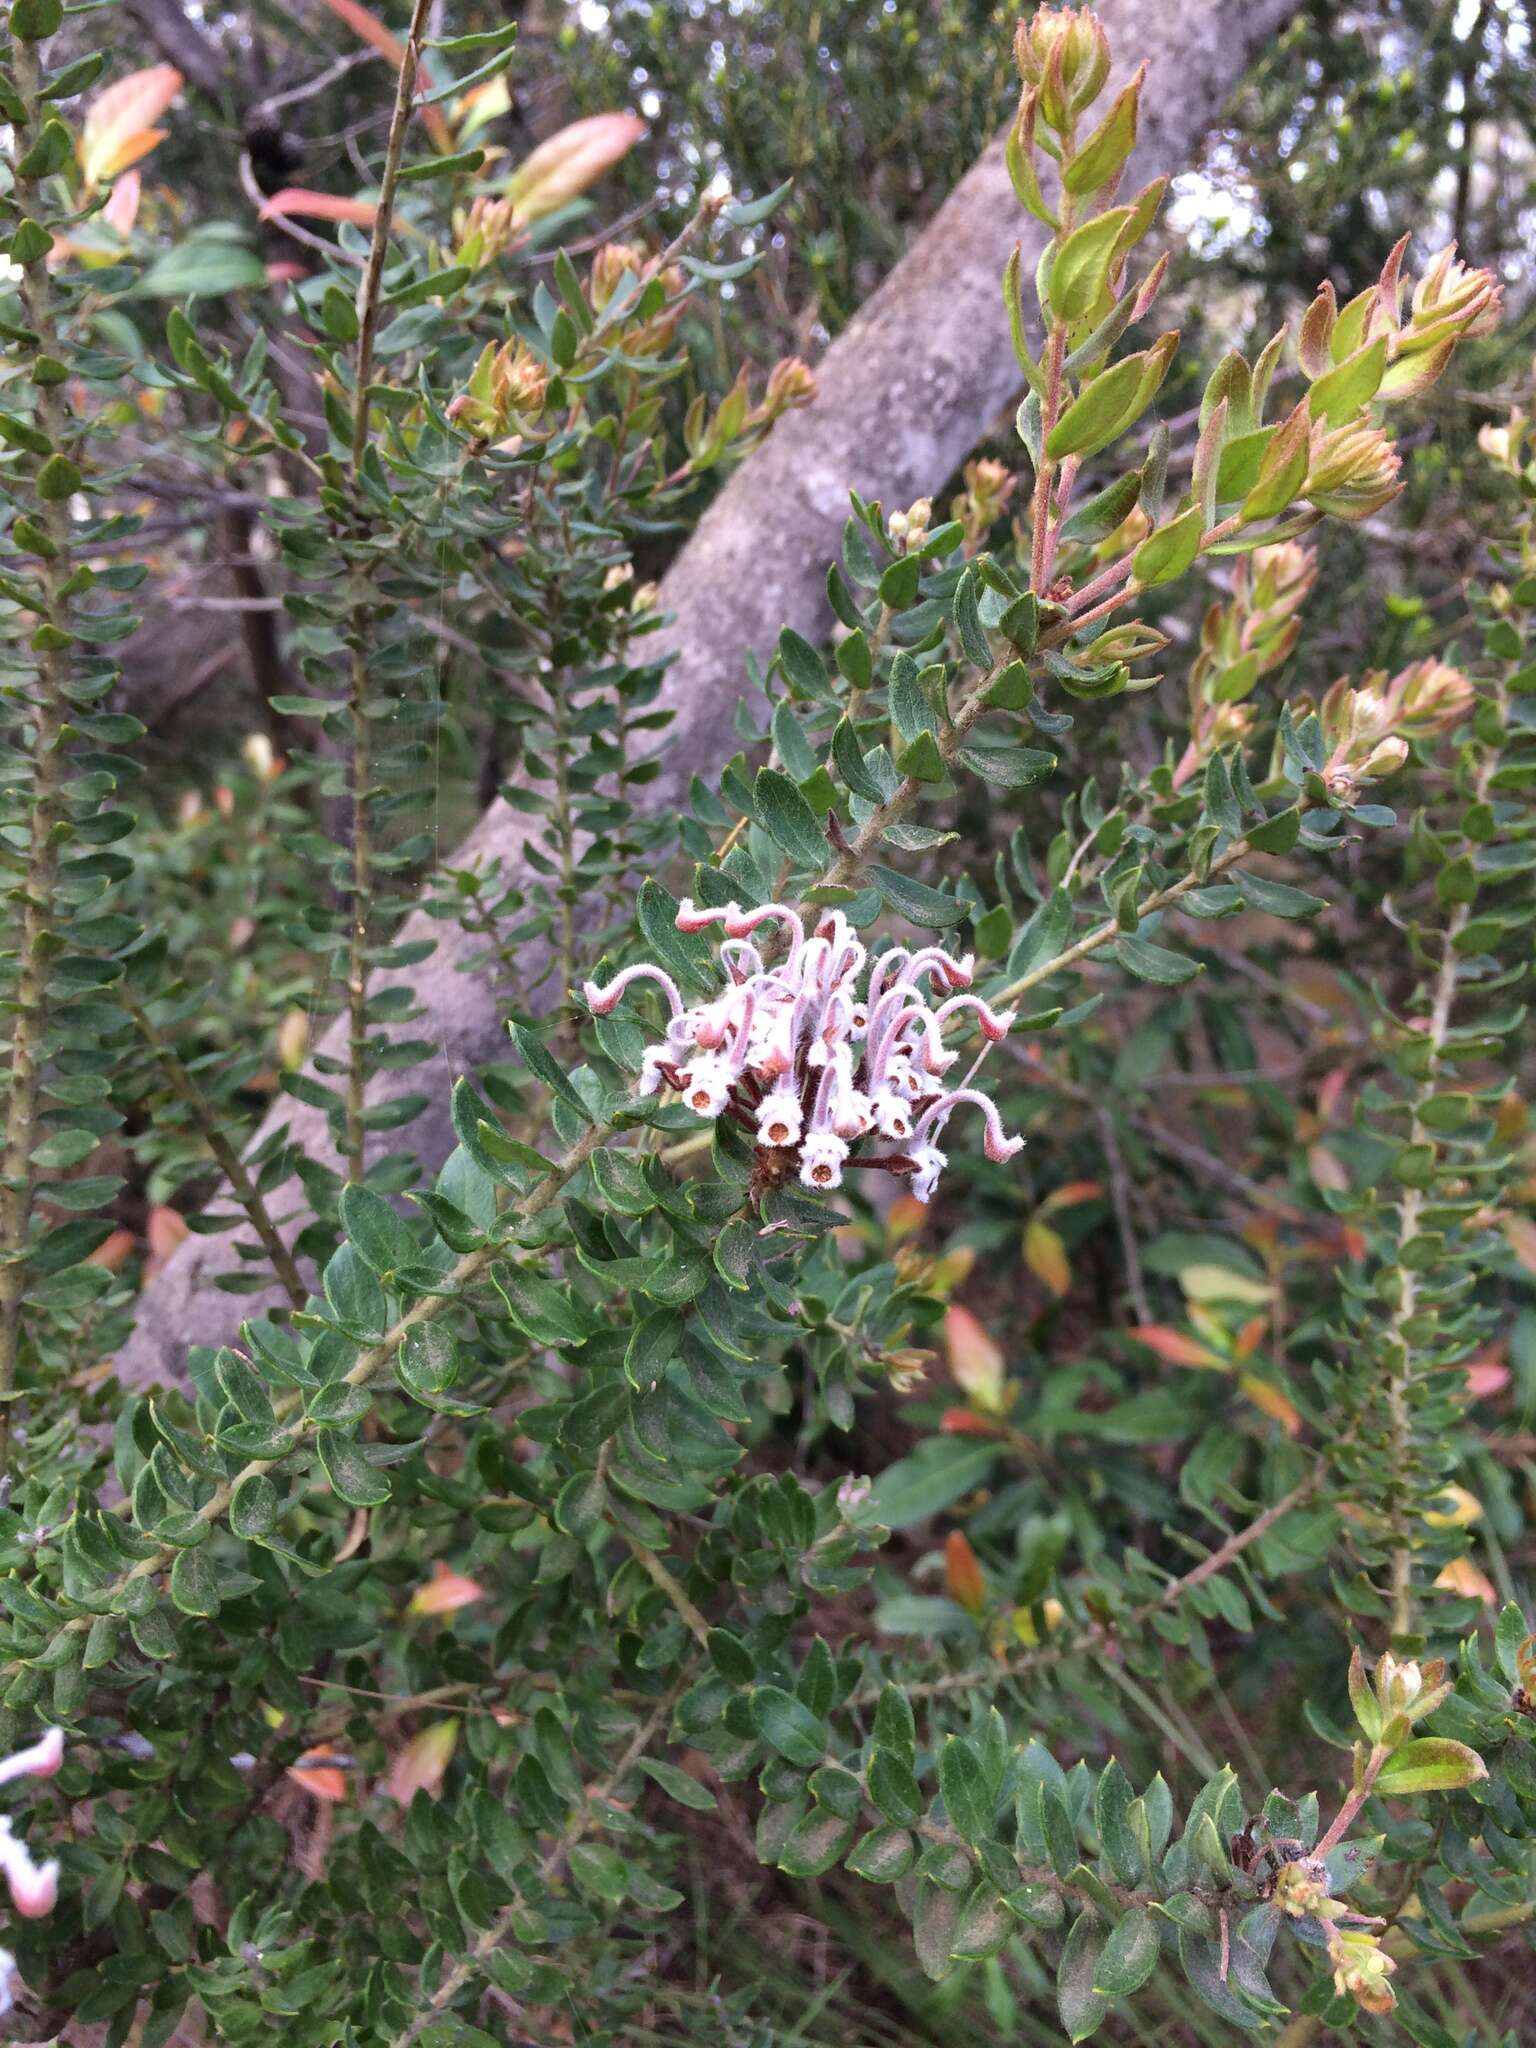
[0,1727,63,2017]
[584,903,1024,1202]
[1300,236,1503,407]
[1177,542,1317,787]
[1317,658,1474,800]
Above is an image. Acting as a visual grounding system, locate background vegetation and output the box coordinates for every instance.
[0,0,1534,2043]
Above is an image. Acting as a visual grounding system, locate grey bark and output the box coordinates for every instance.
[116,0,1300,1389]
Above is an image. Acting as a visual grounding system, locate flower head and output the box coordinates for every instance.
[1327,1924,1397,2016]
[584,905,1023,1204]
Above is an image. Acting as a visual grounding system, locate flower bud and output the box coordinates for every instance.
[762,355,818,421]
[1015,6,1111,129]
[1273,1855,1332,1919]
[1306,420,1402,521]
[590,239,647,310]
[445,338,548,441]
[836,1474,872,1518]
[454,194,519,269]
[1393,658,1474,738]
[1374,1648,1438,1715]
[1362,736,1409,779]
[1478,409,1527,470]
[952,457,1016,552]
[241,732,277,782]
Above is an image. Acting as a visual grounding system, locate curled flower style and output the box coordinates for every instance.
[0,1727,64,2017]
[584,903,1023,1202]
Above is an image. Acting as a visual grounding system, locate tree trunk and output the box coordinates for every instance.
[116,0,1301,1389]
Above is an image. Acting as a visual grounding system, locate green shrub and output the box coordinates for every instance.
[0,4,1533,2040]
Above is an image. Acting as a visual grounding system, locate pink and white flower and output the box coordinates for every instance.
[583,902,1023,1204]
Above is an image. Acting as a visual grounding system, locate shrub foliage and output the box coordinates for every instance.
[0,2,1533,2041]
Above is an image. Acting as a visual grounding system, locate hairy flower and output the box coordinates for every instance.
[1326,1924,1397,2016]
[584,903,1023,1203]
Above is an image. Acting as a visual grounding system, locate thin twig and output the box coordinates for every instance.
[1097,1107,1151,1323]
[127,1000,308,1310]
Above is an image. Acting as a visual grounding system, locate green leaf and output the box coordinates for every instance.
[778,1809,857,1877]
[1036,1781,1080,1878]
[953,567,990,665]
[755,767,829,868]
[955,742,1055,788]
[1048,209,1133,324]
[777,626,828,696]
[339,1183,418,1276]
[895,730,947,783]
[1307,336,1387,427]
[510,1021,593,1124]
[230,1473,281,1540]
[1060,468,1142,544]
[859,1440,996,1527]
[168,1546,220,1618]
[1374,1738,1487,1794]
[847,1825,916,1882]
[552,1467,607,1539]
[315,1432,391,1508]
[1093,1906,1159,1997]
[869,865,964,928]
[1131,503,1204,587]
[641,1757,717,1811]
[1057,1911,1109,2041]
[938,1737,993,1845]
[751,1685,827,1768]
[1112,936,1201,985]
[832,717,883,800]
[1236,871,1325,918]
[492,1264,586,1346]
[868,1751,923,1826]
[1063,78,1140,196]
[399,147,486,182]
[323,1242,387,1342]
[137,229,268,299]
[568,1841,628,1902]
[1046,354,1143,461]
[398,1322,462,1398]
[624,1308,683,1392]
[873,1682,916,1765]
[1007,888,1072,984]
[722,177,794,228]
[1093,1759,1140,1887]
[1245,808,1301,854]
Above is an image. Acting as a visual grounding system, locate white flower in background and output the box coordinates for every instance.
[584,901,1023,1202]
[0,1727,64,2017]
